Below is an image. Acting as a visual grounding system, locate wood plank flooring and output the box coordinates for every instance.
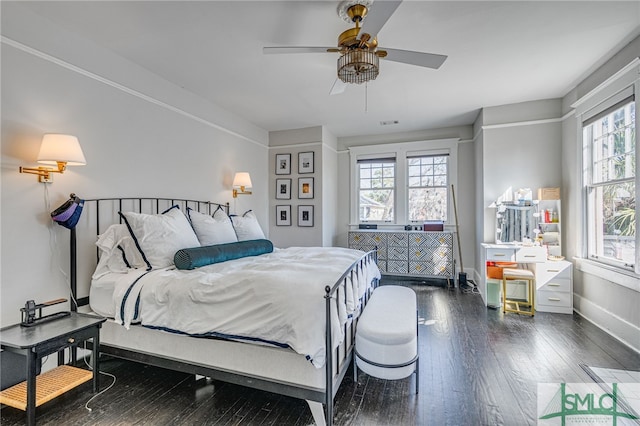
[2,278,638,425]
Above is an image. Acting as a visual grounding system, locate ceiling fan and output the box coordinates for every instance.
[263,0,447,94]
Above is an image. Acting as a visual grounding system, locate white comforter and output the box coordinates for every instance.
[112,246,380,368]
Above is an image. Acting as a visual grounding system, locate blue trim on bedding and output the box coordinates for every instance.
[161,204,180,214]
[117,244,131,268]
[118,212,152,271]
[120,271,152,322]
[142,324,291,349]
[134,295,141,320]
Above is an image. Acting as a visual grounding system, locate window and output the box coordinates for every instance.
[350,139,457,225]
[407,155,448,221]
[583,95,636,271]
[358,159,395,221]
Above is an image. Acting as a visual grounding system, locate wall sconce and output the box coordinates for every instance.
[20,134,86,183]
[232,172,252,198]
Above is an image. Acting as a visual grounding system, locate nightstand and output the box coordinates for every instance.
[0,313,106,425]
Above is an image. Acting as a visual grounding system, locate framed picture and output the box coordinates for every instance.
[298,205,314,227]
[276,205,291,226]
[298,151,314,174]
[276,179,292,199]
[298,177,314,199]
[275,153,291,175]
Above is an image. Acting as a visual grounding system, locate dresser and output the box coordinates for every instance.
[481,244,573,314]
[349,230,454,280]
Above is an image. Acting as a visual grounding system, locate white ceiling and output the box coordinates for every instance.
[16,1,640,138]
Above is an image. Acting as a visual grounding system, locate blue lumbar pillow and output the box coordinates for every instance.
[174,239,274,270]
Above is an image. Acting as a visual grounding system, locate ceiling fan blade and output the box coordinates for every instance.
[381,48,447,69]
[263,46,334,55]
[330,78,347,95]
[359,0,402,40]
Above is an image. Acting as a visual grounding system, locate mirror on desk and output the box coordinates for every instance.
[495,203,539,244]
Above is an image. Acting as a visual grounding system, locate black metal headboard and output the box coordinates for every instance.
[70,197,230,310]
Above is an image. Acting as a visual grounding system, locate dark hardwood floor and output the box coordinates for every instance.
[2,278,638,425]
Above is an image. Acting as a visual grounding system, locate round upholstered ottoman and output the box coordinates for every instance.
[354,285,418,393]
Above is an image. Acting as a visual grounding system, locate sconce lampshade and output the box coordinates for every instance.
[37,134,86,166]
[233,172,252,189]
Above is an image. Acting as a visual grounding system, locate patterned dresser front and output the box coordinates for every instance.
[349,231,454,279]
[348,231,387,272]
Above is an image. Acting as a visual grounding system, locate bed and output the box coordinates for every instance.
[70,197,380,426]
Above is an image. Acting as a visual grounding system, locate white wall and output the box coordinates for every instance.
[456,140,476,276]
[472,112,485,285]
[1,4,268,326]
[336,151,351,249]
[322,129,338,246]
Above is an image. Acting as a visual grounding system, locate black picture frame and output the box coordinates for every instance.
[276,153,291,175]
[298,177,314,199]
[276,179,292,200]
[276,205,291,226]
[298,151,314,174]
[298,205,314,227]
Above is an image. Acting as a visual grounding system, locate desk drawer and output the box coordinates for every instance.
[539,278,571,293]
[536,261,572,288]
[538,265,571,277]
[515,247,547,263]
[537,290,572,308]
[486,248,515,262]
[36,327,96,355]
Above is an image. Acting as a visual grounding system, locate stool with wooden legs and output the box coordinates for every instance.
[501,268,535,316]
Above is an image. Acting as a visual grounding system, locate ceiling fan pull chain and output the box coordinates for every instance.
[365,82,368,113]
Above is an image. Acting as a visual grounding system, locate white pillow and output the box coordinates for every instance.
[187,207,238,246]
[231,210,266,241]
[92,224,147,279]
[120,207,200,269]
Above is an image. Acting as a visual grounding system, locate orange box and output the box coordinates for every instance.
[487,262,518,279]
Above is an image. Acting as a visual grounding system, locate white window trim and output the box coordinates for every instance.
[574,58,640,282]
[349,138,459,226]
[574,257,640,293]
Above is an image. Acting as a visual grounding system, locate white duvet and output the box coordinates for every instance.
[110,247,380,368]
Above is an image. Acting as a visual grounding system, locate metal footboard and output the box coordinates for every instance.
[324,249,378,425]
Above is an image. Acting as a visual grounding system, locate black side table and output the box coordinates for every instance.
[0,313,106,425]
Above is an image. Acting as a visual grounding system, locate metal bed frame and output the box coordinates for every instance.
[69,197,378,426]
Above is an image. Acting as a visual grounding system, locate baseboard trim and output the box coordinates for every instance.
[573,294,640,354]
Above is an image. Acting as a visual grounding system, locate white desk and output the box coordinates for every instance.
[480,243,573,314]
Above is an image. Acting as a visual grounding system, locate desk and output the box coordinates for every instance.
[0,313,106,425]
[480,244,573,314]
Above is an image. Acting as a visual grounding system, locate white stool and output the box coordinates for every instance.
[354,285,418,393]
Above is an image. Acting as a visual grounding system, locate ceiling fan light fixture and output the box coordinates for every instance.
[337,49,379,84]
[337,0,373,23]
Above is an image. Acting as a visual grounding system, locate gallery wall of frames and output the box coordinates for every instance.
[274,151,315,227]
